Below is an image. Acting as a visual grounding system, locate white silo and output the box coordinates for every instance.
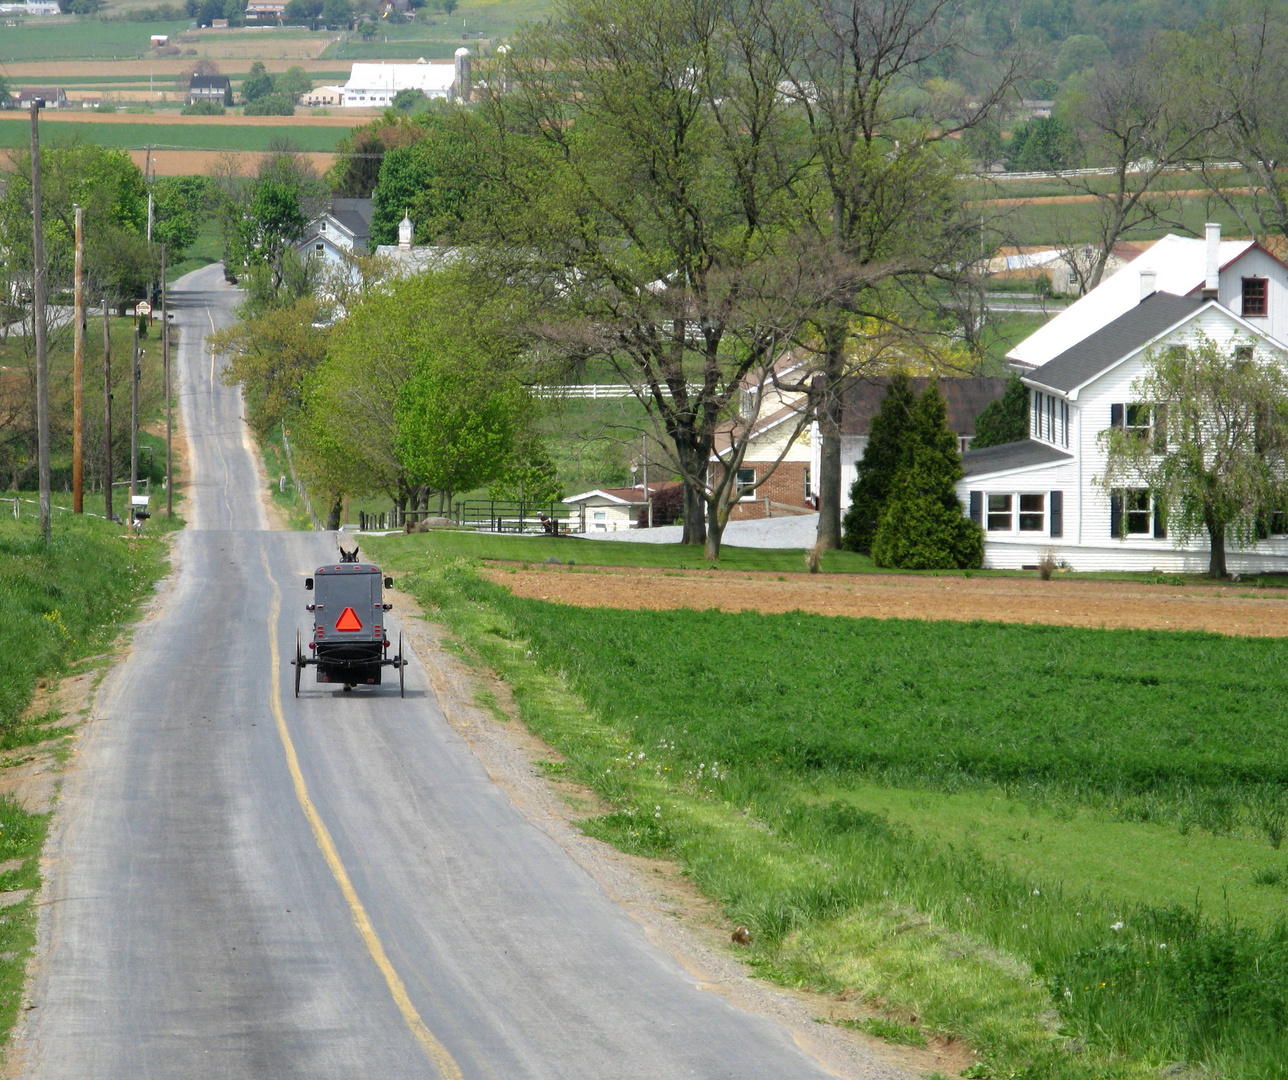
[454,47,472,103]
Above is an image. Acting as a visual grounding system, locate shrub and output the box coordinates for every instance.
[841,373,916,553]
[637,482,683,527]
[243,94,296,117]
[180,100,225,116]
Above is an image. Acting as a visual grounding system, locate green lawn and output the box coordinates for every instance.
[383,556,1288,1080]
[0,118,346,154]
[0,18,191,61]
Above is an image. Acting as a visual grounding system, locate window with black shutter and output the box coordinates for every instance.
[1049,490,1063,537]
[969,491,982,526]
[1110,491,1123,537]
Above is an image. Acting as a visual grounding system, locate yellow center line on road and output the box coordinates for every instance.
[261,547,464,1080]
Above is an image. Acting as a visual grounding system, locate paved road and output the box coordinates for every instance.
[18,263,872,1079]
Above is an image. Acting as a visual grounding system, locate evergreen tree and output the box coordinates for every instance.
[840,374,917,553]
[971,376,1029,449]
[871,381,984,569]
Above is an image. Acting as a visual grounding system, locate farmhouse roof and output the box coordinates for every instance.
[188,74,231,90]
[1007,234,1254,368]
[15,87,65,100]
[960,439,1074,478]
[328,197,374,237]
[840,376,1009,437]
[1024,292,1205,395]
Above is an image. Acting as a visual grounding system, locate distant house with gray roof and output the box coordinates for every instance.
[958,224,1288,572]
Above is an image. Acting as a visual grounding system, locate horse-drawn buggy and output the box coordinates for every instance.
[291,545,407,696]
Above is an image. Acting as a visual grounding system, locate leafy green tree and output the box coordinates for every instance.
[284,0,322,22]
[327,113,423,197]
[871,382,982,570]
[211,298,329,435]
[246,179,305,267]
[474,0,826,558]
[1007,116,1081,172]
[970,376,1029,449]
[841,374,917,553]
[395,355,527,505]
[241,61,274,103]
[223,0,245,25]
[276,66,313,102]
[152,175,210,258]
[391,88,429,112]
[321,0,351,25]
[1100,334,1288,578]
[369,106,485,244]
[0,145,151,304]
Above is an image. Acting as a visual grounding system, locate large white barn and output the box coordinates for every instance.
[957,225,1288,573]
[340,53,470,107]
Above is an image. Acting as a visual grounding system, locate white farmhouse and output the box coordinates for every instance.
[958,224,1288,572]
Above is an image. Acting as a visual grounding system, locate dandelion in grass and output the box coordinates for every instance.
[1032,889,1040,896]
[1111,921,1125,931]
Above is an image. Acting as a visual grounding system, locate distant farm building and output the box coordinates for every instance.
[302,85,345,107]
[150,34,169,46]
[0,1,60,12]
[340,55,470,107]
[187,74,232,107]
[14,87,67,108]
[245,0,287,20]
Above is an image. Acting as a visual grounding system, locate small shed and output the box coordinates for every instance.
[562,487,650,532]
[150,33,169,46]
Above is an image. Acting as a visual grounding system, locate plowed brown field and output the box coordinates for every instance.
[481,565,1288,637]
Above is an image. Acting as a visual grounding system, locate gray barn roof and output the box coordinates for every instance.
[1026,292,1205,394]
[841,376,1009,437]
[961,439,1073,478]
[188,74,231,89]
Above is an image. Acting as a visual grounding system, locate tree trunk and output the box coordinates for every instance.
[704,500,729,560]
[325,496,341,531]
[675,430,706,546]
[1208,519,1227,579]
[815,328,847,549]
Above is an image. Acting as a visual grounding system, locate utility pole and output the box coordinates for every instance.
[147,189,153,242]
[102,300,112,524]
[73,204,84,514]
[30,99,50,546]
[130,324,139,504]
[162,244,171,519]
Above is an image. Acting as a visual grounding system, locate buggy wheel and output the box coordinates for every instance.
[398,631,405,698]
[294,630,303,698]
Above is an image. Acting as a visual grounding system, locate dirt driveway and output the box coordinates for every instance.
[481,565,1288,637]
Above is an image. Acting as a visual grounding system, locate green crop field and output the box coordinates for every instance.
[0,118,346,153]
[376,548,1288,1080]
[324,0,551,58]
[0,18,191,61]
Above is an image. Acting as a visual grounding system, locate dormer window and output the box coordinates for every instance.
[1243,277,1268,317]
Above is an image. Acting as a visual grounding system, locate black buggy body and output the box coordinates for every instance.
[291,551,407,696]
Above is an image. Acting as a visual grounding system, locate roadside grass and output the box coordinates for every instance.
[0,119,345,154]
[0,18,191,61]
[166,218,224,281]
[383,553,1288,1080]
[259,423,314,529]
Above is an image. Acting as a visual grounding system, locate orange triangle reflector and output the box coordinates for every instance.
[335,607,363,632]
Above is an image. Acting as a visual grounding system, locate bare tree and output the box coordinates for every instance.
[770,0,1026,549]
[472,0,840,558]
[1052,55,1217,295]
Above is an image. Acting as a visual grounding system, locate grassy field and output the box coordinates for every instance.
[370,544,1288,1080]
[0,118,346,153]
[324,0,551,59]
[0,510,169,1050]
[0,18,191,61]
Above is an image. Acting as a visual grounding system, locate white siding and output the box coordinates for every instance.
[1218,247,1288,346]
[968,305,1288,571]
